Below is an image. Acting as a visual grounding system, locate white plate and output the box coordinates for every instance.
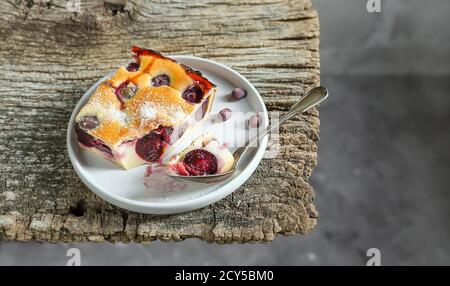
[67,56,268,214]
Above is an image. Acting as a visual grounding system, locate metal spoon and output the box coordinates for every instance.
[169,86,329,184]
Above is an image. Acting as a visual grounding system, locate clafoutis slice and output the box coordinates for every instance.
[168,133,234,176]
[74,46,216,169]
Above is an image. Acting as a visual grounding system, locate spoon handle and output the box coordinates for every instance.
[233,86,329,160]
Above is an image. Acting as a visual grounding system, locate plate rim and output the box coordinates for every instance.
[66,55,268,214]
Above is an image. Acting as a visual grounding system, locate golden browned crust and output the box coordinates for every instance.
[75,47,216,146]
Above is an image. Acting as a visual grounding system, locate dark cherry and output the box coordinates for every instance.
[183,149,218,176]
[149,126,173,143]
[135,126,173,162]
[95,143,113,156]
[79,115,100,130]
[196,96,210,121]
[201,96,209,117]
[126,62,140,72]
[74,124,96,147]
[120,86,136,99]
[118,82,137,100]
[218,108,232,122]
[135,133,165,162]
[230,88,247,101]
[74,124,113,155]
[182,84,203,103]
[247,114,261,128]
[151,74,170,87]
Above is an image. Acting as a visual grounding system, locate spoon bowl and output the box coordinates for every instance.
[169,86,329,184]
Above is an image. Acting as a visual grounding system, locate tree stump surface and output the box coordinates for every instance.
[0,0,320,243]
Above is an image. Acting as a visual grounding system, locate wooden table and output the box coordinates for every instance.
[0,0,320,243]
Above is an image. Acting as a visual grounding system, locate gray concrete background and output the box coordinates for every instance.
[1,0,449,265]
[319,0,450,75]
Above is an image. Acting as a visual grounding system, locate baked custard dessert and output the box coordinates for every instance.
[168,133,234,176]
[74,46,216,169]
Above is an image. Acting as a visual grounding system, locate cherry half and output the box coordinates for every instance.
[74,124,96,147]
[79,115,100,130]
[151,74,170,87]
[182,84,203,103]
[74,124,112,156]
[135,126,173,162]
[127,62,140,72]
[116,82,137,102]
[183,149,218,176]
[135,133,165,162]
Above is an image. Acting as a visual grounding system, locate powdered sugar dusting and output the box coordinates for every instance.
[90,101,128,126]
[140,103,156,120]
[108,107,127,125]
[138,102,187,125]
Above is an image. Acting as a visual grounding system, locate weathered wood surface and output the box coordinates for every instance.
[0,0,320,243]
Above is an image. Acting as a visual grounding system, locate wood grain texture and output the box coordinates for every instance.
[0,0,320,243]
